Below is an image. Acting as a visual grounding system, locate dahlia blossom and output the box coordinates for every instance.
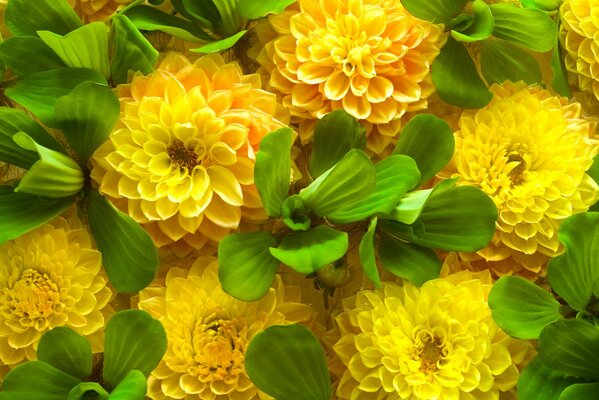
[91,53,289,253]
[138,256,313,400]
[254,0,445,154]
[441,81,598,277]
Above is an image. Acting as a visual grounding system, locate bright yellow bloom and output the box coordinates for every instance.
[441,81,598,278]
[254,0,445,154]
[138,256,314,400]
[0,216,113,376]
[67,0,133,22]
[328,270,533,400]
[91,53,289,254]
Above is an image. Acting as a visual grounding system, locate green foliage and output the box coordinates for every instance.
[481,39,542,85]
[399,0,469,23]
[359,217,381,288]
[124,5,212,42]
[245,324,331,400]
[281,195,311,231]
[107,371,148,400]
[560,383,599,400]
[518,358,581,400]
[1,361,81,400]
[5,0,82,37]
[238,0,298,19]
[0,37,66,76]
[489,4,557,52]
[191,30,247,53]
[67,382,109,400]
[37,327,92,380]
[550,26,571,97]
[451,1,494,42]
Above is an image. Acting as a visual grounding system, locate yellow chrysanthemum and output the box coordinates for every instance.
[0,216,113,376]
[328,270,533,400]
[67,0,133,22]
[441,81,598,278]
[254,0,445,154]
[91,53,289,254]
[138,256,313,400]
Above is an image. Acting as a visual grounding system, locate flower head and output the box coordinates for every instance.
[441,81,598,278]
[0,216,113,375]
[138,256,313,399]
[91,53,289,254]
[328,270,533,400]
[254,0,445,154]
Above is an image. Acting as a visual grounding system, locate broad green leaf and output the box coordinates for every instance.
[87,190,158,293]
[548,212,599,311]
[270,225,348,274]
[111,14,159,85]
[191,30,248,53]
[67,382,109,400]
[393,114,454,185]
[299,149,375,217]
[359,217,381,288]
[387,189,433,225]
[432,37,493,108]
[5,68,107,127]
[124,6,212,42]
[55,82,120,163]
[245,324,331,400]
[551,29,571,97]
[0,36,66,76]
[13,132,84,198]
[481,39,542,85]
[538,319,599,379]
[488,276,562,339]
[108,370,147,400]
[588,156,599,211]
[5,0,82,37]
[254,127,293,218]
[521,0,561,10]
[378,233,441,286]
[2,361,81,400]
[309,109,366,179]
[281,195,311,231]
[38,327,92,381]
[0,187,74,245]
[180,0,221,29]
[489,4,557,52]
[447,14,474,31]
[451,0,494,42]
[103,310,167,387]
[211,0,244,36]
[238,0,297,19]
[399,0,469,23]
[560,383,599,400]
[218,231,280,301]
[518,357,581,400]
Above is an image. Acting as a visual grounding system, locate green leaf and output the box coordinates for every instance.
[551,28,571,97]
[480,39,543,85]
[270,225,348,274]
[281,195,311,231]
[432,37,493,108]
[67,382,109,400]
[5,0,82,37]
[238,0,297,19]
[108,370,147,400]
[359,217,381,288]
[55,82,120,163]
[451,0,494,42]
[327,155,420,224]
[180,0,221,29]
[191,30,248,53]
[111,14,159,85]
[5,68,107,127]
[299,149,375,217]
[521,0,561,10]
[0,36,66,76]
[309,109,366,179]
[2,361,81,400]
[560,383,599,400]
[548,212,599,311]
[87,190,158,293]
[0,187,74,245]
[38,327,92,381]
[254,127,293,218]
[393,114,454,185]
[399,0,469,23]
[538,319,599,379]
[103,310,167,387]
[218,231,281,301]
[488,276,562,339]
[245,324,331,400]
[387,189,434,225]
[124,6,212,42]
[12,132,84,198]
[489,4,557,52]
[518,357,581,400]
[378,233,441,286]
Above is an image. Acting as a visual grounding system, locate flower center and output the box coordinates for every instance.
[416,333,444,374]
[507,153,527,186]
[168,141,199,171]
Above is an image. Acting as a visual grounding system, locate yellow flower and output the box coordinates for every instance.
[0,216,113,376]
[67,0,133,22]
[91,53,289,254]
[328,270,533,400]
[441,81,598,278]
[138,256,314,400]
[254,0,445,154]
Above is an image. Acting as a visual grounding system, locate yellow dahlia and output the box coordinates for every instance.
[137,256,313,400]
[328,269,533,400]
[67,0,133,22]
[91,53,289,254]
[441,81,598,278]
[0,216,113,376]
[254,0,445,154]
